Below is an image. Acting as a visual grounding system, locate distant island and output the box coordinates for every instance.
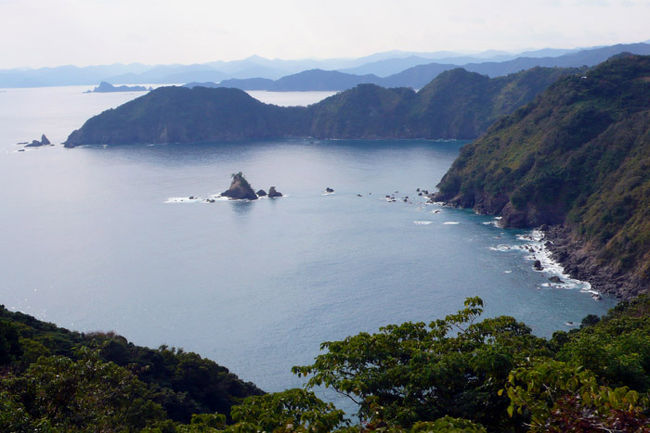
[85,81,151,93]
[434,54,650,300]
[65,66,572,146]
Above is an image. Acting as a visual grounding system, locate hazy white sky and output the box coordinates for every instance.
[1,0,649,68]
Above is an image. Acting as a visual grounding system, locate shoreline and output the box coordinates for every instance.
[541,224,645,301]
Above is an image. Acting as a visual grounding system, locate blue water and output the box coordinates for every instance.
[0,86,615,396]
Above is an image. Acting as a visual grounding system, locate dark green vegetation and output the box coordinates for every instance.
[0,305,263,431]
[435,54,650,299]
[2,297,650,432]
[65,66,571,146]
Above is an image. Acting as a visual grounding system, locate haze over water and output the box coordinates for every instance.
[0,85,615,393]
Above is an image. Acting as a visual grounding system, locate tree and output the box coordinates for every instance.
[292,298,548,431]
[0,348,165,432]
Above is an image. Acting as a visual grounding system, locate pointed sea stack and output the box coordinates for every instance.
[221,172,258,200]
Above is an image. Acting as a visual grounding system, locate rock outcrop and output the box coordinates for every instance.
[25,134,51,147]
[221,172,258,200]
[268,186,282,198]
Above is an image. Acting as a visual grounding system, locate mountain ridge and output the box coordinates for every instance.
[433,54,650,299]
[65,66,573,146]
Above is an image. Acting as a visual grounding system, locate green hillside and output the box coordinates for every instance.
[65,67,574,146]
[0,305,263,429]
[435,54,650,299]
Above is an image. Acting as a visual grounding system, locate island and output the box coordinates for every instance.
[85,81,151,93]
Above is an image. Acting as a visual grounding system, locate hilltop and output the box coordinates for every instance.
[65,66,572,146]
[434,55,650,299]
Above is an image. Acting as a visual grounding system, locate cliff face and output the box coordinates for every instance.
[65,66,573,146]
[434,55,650,299]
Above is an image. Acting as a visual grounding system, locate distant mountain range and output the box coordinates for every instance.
[65,65,573,146]
[211,43,650,91]
[2,42,648,88]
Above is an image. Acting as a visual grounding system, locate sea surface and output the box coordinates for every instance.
[0,85,615,396]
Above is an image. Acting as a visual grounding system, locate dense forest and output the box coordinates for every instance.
[434,54,650,299]
[65,66,572,146]
[2,296,649,432]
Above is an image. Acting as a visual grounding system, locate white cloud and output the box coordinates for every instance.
[0,0,648,68]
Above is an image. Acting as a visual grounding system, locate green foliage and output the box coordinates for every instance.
[293,297,548,431]
[0,349,165,432]
[0,305,263,424]
[412,417,487,433]
[435,55,650,292]
[0,320,22,365]
[504,359,650,432]
[228,389,347,433]
[2,297,650,433]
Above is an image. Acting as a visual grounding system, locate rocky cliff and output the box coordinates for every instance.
[434,54,650,299]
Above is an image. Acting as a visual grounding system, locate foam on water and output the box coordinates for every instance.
[443,221,460,225]
[165,197,203,203]
[413,220,433,225]
[492,228,600,298]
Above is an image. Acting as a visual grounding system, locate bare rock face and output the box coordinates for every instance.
[221,172,258,200]
[268,186,283,198]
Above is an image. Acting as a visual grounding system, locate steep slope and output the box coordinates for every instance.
[66,66,572,146]
[435,55,650,298]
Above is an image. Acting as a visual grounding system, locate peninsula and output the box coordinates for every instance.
[65,66,571,146]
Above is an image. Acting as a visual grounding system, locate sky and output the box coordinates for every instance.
[1,0,649,68]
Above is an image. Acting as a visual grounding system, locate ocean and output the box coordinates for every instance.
[0,85,615,395]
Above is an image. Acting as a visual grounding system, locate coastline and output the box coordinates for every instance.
[512,229,601,299]
[542,224,645,301]
[431,193,644,301]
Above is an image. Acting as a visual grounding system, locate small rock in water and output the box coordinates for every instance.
[325,187,334,193]
[548,276,563,284]
[357,194,362,197]
[256,189,267,197]
[533,260,543,271]
[268,186,283,198]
